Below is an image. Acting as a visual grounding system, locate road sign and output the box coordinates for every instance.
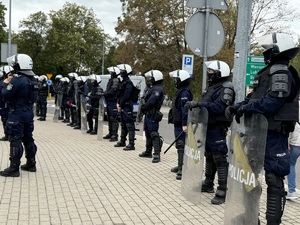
[185,11,225,57]
[46,74,53,79]
[182,54,194,76]
[186,0,228,10]
[47,80,52,86]
[246,56,265,86]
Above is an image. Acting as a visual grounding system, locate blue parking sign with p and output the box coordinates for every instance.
[182,54,194,76]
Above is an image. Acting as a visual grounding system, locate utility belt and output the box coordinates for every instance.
[146,109,163,122]
[9,106,33,112]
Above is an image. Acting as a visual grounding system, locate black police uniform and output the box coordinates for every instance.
[37,79,48,121]
[0,74,39,177]
[0,77,9,140]
[231,47,300,224]
[139,82,165,163]
[103,74,120,141]
[168,82,193,180]
[114,76,135,150]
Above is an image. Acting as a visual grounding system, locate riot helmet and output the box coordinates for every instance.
[107,66,120,78]
[204,60,230,85]
[61,77,70,84]
[89,74,101,86]
[117,64,132,77]
[169,69,191,89]
[0,65,14,78]
[55,74,63,81]
[257,33,298,64]
[38,75,48,82]
[7,54,35,76]
[76,76,87,85]
[68,72,78,80]
[145,70,164,85]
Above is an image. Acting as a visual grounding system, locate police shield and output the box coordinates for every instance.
[53,93,63,122]
[181,107,208,204]
[80,95,87,134]
[224,114,267,225]
[97,96,105,140]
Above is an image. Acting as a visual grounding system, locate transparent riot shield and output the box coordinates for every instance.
[224,114,268,225]
[97,96,105,140]
[80,95,88,134]
[181,107,208,204]
[53,93,63,122]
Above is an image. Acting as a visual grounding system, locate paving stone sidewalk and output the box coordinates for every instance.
[0,115,299,225]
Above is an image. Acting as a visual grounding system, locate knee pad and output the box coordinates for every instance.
[175,138,185,150]
[126,123,135,131]
[150,131,159,139]
[212,152,228,168]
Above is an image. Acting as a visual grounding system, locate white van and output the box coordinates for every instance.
[99,74,146,119]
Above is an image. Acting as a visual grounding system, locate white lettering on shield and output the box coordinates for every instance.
[228,164,256,188]
[184,145,201,161]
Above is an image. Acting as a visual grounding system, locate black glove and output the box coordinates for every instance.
[184,101,200,110]
[225,106,237,120]
[235,108,244,124]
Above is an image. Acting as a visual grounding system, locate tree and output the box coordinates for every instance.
[0,2,7,45]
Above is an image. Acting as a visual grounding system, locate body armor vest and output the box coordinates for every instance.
[250,64,299,133]
[201,82,233,125]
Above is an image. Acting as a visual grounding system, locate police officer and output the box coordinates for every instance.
[226,33,300,224]
[114,64,136,150]
[0,66,13,141]
[168,70,193,180]
[66,72,78,127]
[60,77,71,123]
[139,70,165,163]
[73,76,89,130]
[137,75,151,123]
[0,54,39,177]
[37,75,48,121]
[104,66,120,141]
[53,74,64,120]
[86,74,103,134]
[185,60,235,205]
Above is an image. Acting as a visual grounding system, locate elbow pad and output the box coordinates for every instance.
[269,64,291,98]
[221,81,235,106]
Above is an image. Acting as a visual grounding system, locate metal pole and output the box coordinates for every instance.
[99,22,105,75]
[8,0,12,57]
[201,0,210,93]
[232,0,253,103]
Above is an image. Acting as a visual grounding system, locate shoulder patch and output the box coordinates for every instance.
[7,83,13,90]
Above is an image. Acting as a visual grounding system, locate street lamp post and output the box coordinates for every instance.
[99,22,105,75]
[8,0,12,57]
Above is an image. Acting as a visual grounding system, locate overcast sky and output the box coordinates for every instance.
[2,0,300,39]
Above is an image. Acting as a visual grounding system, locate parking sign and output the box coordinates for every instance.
[182,54,194,76]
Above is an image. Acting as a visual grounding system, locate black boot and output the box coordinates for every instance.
[103,134,111,139]
[202,154,217,192]
[211,189,226,205]
[151,132,161,163]
[152,153,160,163]
[114,126,127,147]
[114,141,126,147]
[109,119,119,142]
[139,151,152,158]
[171,166,179,173]
[176,149,184,180]
[109,135,118,142]
[21,159,36,172]
[0,135,8,141]
[86,129,92,133]
[123,144,135,151]
[0,163,20,177]
[90,130,97,135]
[123,123,135,150]
[176,169,182,180]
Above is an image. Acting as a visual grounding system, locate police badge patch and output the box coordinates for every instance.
[7,83,13,90]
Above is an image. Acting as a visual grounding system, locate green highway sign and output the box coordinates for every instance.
[246,56,265,86]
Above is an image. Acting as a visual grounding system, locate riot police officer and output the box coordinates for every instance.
[104,66,120,141]
[66,72,78,127]
[0,66,13,141]
[226,33,300,225]
[0,54,39,177]
[61,77,71,123]
[168,70,193,180]
[139,70,165,163]
[114,64,136,150]
[53,74,64,120]
[37,75,48,121]
[185,60,235,205]
[86,74,103,134]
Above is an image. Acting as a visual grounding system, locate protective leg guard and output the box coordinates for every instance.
[151,132,161,163]
[265,172,286,225]
[139,135,152,158]
[21,143,37,172]
[123,123,135,151]
[152,153,160,163]
[87,119,93,133]
[176,149,184,180]
[201,161,216,193]
[109,119,119,142]
[114,126,127,147]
